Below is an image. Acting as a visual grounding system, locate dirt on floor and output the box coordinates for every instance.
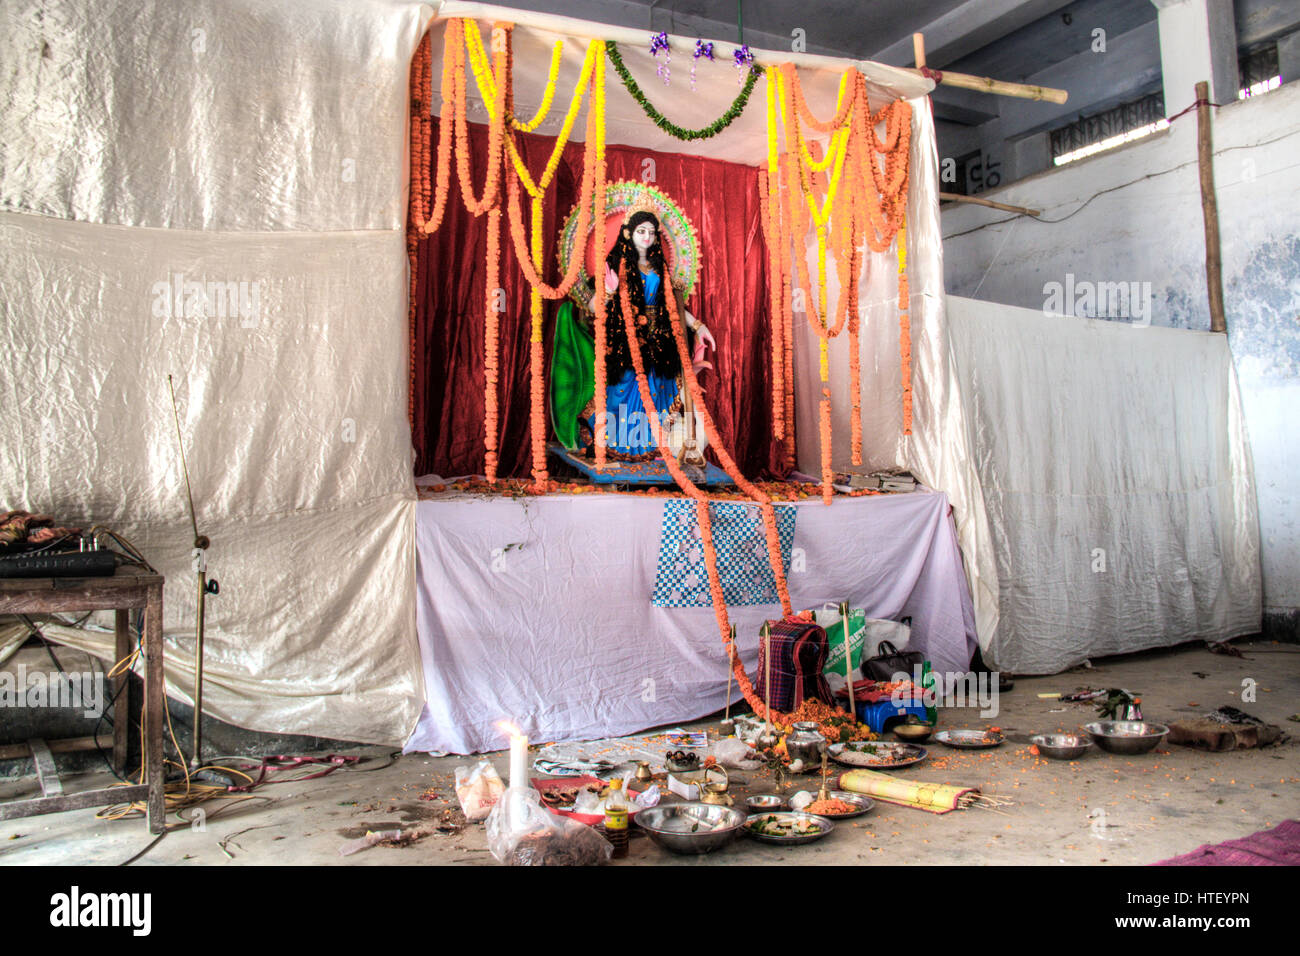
[2,640,1297,866]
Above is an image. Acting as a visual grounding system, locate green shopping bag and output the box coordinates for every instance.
[818,603,867,673]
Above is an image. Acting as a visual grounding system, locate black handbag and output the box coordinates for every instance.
[860,640,924,683]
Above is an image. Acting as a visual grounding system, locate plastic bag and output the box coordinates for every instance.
[712,736,765,771]
[485,789,614,866]
[454,760,505,822]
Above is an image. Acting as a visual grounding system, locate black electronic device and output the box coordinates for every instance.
[0,548,118,578]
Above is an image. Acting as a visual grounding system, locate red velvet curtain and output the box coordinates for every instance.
[412,119,783,479]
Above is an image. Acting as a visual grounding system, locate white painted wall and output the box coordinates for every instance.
[940,80,1300,615]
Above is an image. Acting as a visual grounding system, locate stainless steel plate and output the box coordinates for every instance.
[935,729,1005,749]
[806,791,875,818]
[827,741,928,770]
[744,810,836,845]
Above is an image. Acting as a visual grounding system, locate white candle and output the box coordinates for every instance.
[508,728,529,790]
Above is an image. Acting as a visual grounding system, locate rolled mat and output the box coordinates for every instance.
[838,769,979,814]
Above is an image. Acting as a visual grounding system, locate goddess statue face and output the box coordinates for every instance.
[631,220,657,254]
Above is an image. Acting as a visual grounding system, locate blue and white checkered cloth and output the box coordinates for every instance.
[652,499,797,607]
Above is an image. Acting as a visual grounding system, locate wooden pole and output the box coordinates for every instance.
[909,27,1067,104]
[762,622,772,738]
[940,192,1041,216]
[1195,80,1227,334]
[905,63,1068,103]
[839,602,854,717]
[928,70,1067,104]
[723,625,735,724]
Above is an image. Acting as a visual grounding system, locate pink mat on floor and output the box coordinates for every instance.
[1152,819,1300,866]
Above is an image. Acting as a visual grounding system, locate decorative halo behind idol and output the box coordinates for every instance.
[557,180,700,311]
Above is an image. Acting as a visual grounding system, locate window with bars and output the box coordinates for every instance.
[1238,42,1280,99]
[1050,91,1166,165]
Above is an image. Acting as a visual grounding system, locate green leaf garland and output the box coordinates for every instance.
[606,41,761,141]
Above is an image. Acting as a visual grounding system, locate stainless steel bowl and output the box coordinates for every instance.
[1031,732,1092,760]
[634,802,749,854]
[1083,721,1169,755]
[745,794,788,813]
[893,722,934,742]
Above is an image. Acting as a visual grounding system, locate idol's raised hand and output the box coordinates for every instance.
[695,323,716,352]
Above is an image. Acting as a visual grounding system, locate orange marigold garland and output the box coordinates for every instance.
[897,217,912,435]
[761,63,913,489]
[484,205,503,482]
[412,21,460,235]
[453,22,509,217]
[618,261,792,722]
[758,169,785,442]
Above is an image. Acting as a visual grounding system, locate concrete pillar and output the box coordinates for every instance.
[1010,131,1052,180]
[1150,0,1238,115]
[1279,30,1300,85]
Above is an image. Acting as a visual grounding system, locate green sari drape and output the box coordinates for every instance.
[549,300,595,450]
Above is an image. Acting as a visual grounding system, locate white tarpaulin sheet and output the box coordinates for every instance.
[0,0,429,744]
[2,0,983,748]
[945,296,1262,674]
[788,100,1000,656]
[406,488,977,755]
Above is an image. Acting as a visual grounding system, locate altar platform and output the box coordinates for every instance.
[404,485,978,755]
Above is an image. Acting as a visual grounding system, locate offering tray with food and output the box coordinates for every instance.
[827,740,928,769]
[532,776,642,826]
[934,728,1004,749]
[803,791,874,818]
[745,811,836,845]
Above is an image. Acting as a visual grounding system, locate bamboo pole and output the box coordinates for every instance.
[762,621,772,739]
[1195,80,1226,334]
[923,69,1068,104]
[839,601,854,717]
[940,192,1041,216]
[909,33,1067,105]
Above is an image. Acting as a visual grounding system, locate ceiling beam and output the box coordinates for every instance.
[872,0,1078,68]
[930,85,1001,126]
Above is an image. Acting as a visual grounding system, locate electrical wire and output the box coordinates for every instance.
[941,127,1300,241]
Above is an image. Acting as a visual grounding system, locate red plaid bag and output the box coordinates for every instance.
[754,616,833,713]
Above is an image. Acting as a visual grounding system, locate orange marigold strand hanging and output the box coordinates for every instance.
[617,263,789,723]
[453,22,509,217]
[758,169,785,442]
[412,21,461,235]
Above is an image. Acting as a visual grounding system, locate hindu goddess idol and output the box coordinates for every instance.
[551,186,714,465]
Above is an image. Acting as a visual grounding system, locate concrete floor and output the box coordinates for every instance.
[2,641,1297,866]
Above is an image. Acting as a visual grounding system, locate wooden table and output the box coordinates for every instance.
[0,565,166,833]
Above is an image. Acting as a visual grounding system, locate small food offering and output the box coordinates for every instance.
[827,741,928,769]
[744,810,837,845]
[805,793,873,818]
[805,798,857,815]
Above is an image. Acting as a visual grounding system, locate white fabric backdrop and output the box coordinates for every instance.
[0,0,429,744]
[945,296,1262,674]
[0,0,985,747]
[791,99,1000,652]
[406,489,977,755]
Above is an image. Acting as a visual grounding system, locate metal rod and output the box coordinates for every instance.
[167,376,200,546]
[167,375,210,769]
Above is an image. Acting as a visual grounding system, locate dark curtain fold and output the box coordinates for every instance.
[413,119,782,479]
